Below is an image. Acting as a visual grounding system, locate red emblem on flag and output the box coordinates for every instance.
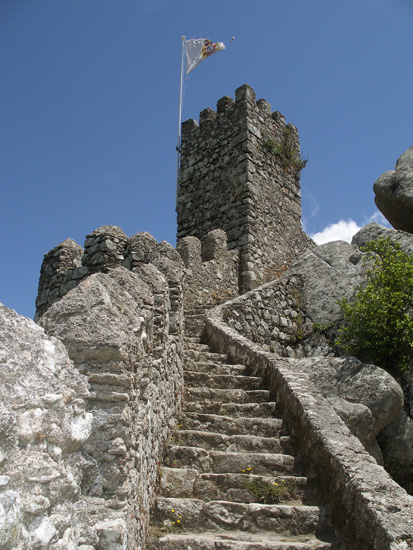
[202,39,219,59]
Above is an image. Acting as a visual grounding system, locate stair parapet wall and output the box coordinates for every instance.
[36,227,186,549]
[203,306,413,550]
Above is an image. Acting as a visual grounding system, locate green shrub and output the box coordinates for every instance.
[336,237,413,372]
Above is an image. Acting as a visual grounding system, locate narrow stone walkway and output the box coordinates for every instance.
[148,310,344,550]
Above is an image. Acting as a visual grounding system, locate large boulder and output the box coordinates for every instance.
[39,267,154,363]
[296,356,403,457]
[0,303,92,549]
[297,226,413,488]
[378,410,413,494]
[288,240,367,327]
[352,221,413,255]
[287,241,405,461]
[373,146,413,233]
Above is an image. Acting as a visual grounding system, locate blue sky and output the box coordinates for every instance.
[1,0,412,319]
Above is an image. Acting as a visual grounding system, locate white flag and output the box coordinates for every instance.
[185,38,226,75]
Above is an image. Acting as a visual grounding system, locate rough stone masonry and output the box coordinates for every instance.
[177,83,314,293]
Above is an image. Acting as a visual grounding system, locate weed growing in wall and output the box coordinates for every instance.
[336,237,413,373]
[264,126,308,172]
[312,322,330,334]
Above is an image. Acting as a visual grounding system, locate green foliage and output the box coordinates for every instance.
[336,237,413,372]
[263,126,307,172]
[312,322,330,334]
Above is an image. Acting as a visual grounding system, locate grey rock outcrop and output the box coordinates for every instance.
[287,240,367,327]
[378,409,413,494]
[352,221,413,255]
[0,303,92,549]
[373,146,413,233]
[352,223,413,491]
[39,267,154,362]
[297,356,403,459]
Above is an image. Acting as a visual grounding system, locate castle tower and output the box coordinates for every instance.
[176,84,314,293]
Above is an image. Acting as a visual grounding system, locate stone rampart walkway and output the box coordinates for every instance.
[148,309,344,549]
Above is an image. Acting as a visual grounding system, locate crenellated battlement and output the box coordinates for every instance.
[177,84,314,293]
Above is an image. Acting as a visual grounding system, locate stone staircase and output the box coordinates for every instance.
[148,309,344,550]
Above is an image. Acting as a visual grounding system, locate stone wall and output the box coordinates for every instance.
[203,306,413,550]
[221,240,373,359]
[176,229,239,310]
[221,274,307,357]
[33,226,186,549]
[35,238,86,320]
[177,84,314,293]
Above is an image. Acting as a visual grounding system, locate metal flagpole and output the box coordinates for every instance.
[176,36,186,207]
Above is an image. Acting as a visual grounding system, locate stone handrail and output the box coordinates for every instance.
[204,304,413,550]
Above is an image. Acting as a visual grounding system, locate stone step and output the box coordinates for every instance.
[184,313,207,322]
[181,413,283,438]
[173,430,292,454]
[183,401,276,418]
[159,468,318,505]
[149,315,343,550]
[184,372,264,391]
[152,497,331,537]
[165,447,299,476]
[184,316,206,332]
[184,327,205,339]
[185,350,229,363]
[153,531,342,550]
[185,388,272,404]
[185,342,211,352]
[186,361,247,376]
[184,336,202,345]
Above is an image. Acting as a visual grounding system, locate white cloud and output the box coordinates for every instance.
[310,210,392,245]
[310,219,362,245]
[364,211,391,227]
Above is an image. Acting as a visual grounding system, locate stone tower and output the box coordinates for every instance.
[176,84,314,293]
